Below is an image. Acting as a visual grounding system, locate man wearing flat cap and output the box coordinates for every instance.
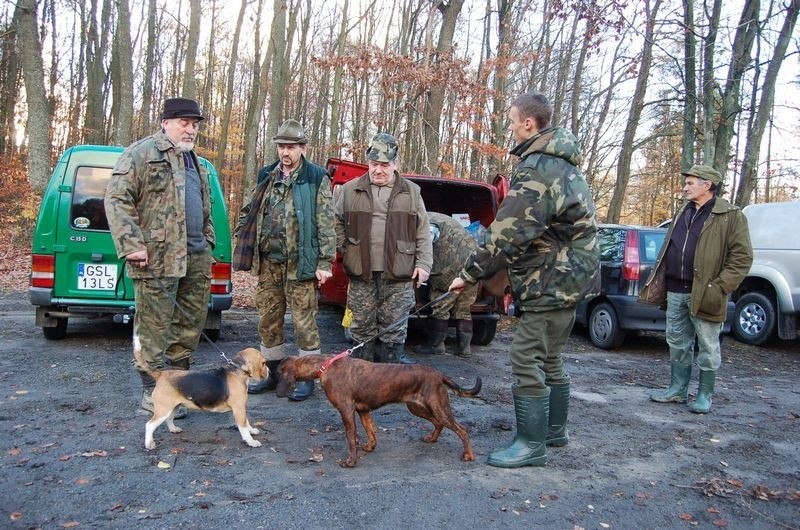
[106,97,215,414]
[334,133,433,365]
[640,164,752,414]
[233,119,335,401]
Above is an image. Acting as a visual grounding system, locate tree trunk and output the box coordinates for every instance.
[84,0,106,144]
[113,0,133,146]
[13,0,52,189]
[606,0,662,223]
[139,0,157,137]
[0,23,21,156]
[215,0,248,173]
[735,0,799,206]
[701,0,722,163]
[327,0,349,158]
[681,0,697,171]
[489,0,513,176]
[182,0,201,99]
[421,0,465,176]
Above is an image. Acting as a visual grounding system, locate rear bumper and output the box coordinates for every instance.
[29,287,232,315]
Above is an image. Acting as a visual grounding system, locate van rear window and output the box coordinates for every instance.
[71,166,113,231]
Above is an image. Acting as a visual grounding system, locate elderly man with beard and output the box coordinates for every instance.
[105,97,215,414]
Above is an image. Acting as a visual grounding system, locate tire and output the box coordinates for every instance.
[732,292,776,346]
[203,328,221,343]
[588,302,626,350]
[42,317,68,340]
[471,319,497,346]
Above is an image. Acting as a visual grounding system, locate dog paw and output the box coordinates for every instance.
[423,435,437,443]
[462,452,474,462]
[246,439,262,448]
[145,441,156,450]
[249,427,261,435]
[362,444,375,453]
[168,426,183,434]
[339,458,357,468]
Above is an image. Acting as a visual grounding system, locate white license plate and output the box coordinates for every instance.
[77,263,118,291]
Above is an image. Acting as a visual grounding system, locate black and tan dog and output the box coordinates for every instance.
[134,337,268,450]
[276,353,481,467]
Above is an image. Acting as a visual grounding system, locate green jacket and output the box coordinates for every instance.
[639,197,753,322]
[236,157,335,281]
[105,131,215,279]
[461,126,600,312]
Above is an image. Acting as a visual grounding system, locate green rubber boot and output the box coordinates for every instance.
[650,363,692,403]
[546,380,570,447]
[689,370,716,414]
[413,319,448,355]
[487,389,549,468]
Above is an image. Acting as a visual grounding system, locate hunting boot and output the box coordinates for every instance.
[413,319,449,355]
[352,341,377,362]
[385,342,416,364]
[650,362,692,403]
[689,370,716,414]
[247,360,282,394]
[288,349,318,401]
[454,319,473,358]
[139,372,156,414]
[166,358,190,418]
[487,387,549,468]
[546,380,570,447]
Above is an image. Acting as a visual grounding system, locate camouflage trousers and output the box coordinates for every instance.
[132,248,211,371]
[510,307,576,395]
[428,283,478,320]
[256,259,320,352]
[348,273,414,345]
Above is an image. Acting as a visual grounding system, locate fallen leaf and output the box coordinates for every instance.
[15,390,29,395]
[707,507,720,514]
[678,513,695,522]
[157,461,171,469]
[58,454,72,461]
[600,523,610,528]
[726,478,744,488]
[713,519,728,527]
[80,450,108,458]
[75,477,91,485]
[308,453,323,463]
[10,511,22,521]
[752,485,781,501]
[61,522,79,528]
[7,447,22,456]
[110,503,124,511]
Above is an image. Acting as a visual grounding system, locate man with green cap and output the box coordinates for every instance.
[640,164,752,414]
[233,119,335,401]
[334,133,433,364]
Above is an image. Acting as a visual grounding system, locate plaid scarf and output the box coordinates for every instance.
[232,165,275,271]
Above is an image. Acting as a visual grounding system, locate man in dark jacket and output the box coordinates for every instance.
[233,119,335,401]
[640,164,752,414]
[450,92,600,468]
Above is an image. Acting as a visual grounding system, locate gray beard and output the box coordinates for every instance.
[175,141,195,153]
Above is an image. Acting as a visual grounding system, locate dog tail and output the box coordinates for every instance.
[133,334,160,381]
[444,375,482,397]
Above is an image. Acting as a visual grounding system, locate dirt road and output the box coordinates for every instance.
[1,291,798,529]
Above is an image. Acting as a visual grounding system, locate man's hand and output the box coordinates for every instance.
[413,267,430,288]
[316,269,333,286]
[449,277,466,294]
[126,250,148,268]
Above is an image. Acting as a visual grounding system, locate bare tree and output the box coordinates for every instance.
[182,0,201,99]
[215,0,248,172]
[681,0,697,171]
[13,0,51,188]
[113,0,133,146]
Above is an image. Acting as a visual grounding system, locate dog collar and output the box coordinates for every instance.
[316,349,352,377]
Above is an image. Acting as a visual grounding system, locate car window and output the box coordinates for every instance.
[641,232,666,262]
[597,227,624,262]
[71,166,113,231]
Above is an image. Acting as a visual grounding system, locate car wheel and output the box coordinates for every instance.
[203,328,221,342]
[588,302,625,349]
[43,317,68,340]
[732,292,776,346]
[471,319,497,346]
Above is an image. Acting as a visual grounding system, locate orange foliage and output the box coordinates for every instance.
[0,155,41,246]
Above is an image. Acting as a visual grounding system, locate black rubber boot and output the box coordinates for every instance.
[546,380,570,447]
[487,388,549,468]
[454,319,473,358]
[650,362,692,403]
[248,360,282,394]
[288,380,314,401]
[413,319,448,355]
[352,341,377,362]
[385,342,416,364]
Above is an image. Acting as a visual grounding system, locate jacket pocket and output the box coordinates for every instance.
[146,161,171,192]
[390,240,416,278]
[698,282,726,318]
[342,236,363,277]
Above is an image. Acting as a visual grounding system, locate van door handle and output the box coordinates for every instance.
[91,253,103,262]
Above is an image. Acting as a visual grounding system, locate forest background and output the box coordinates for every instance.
[1,0,800,260]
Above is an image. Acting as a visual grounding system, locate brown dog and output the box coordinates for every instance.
[134,337,268,450]
[276,353,481,467]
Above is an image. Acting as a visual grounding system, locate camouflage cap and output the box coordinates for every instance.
[272,119,308,145]
[681,164,722,185]
[365,133,399,162]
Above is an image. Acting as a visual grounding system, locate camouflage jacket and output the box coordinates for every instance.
[428,212,478,291]
[105,131,215,279]
[461,126,600,312]
[235,157,335,280]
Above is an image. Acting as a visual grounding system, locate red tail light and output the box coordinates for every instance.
[622,231,640,281]
[210,262,231,294]
[31,254,55,288]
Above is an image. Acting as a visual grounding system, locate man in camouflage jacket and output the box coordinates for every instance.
[234,119,335,401]
[413,212,479,357]
[105,97,215,414]
[450,92,600,468]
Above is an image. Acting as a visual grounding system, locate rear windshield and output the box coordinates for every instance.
[597,227,666,263]
[71,166,113,231]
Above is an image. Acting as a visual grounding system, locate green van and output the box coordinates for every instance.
[29,144,232,340]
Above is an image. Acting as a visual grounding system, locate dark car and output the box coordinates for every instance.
[575,224,734,349]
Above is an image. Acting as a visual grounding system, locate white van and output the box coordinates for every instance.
[732,201,800,345]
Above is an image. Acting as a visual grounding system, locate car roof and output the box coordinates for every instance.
[597,223,667,231]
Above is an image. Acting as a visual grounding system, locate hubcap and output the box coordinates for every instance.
[738,302,765,337]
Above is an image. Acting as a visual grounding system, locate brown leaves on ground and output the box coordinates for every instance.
[693,476,799,502]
